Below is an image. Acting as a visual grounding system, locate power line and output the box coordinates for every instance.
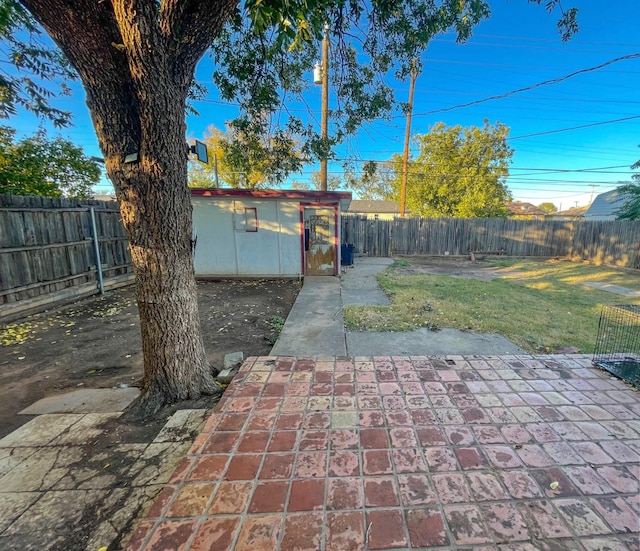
[509,115,640,140]
[406,53,640,118]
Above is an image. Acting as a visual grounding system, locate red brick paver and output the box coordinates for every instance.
[124,355,640,550]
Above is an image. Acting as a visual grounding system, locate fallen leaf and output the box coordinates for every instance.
[549,481,559,490]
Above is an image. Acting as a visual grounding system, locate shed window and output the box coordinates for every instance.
[234,206,258,232]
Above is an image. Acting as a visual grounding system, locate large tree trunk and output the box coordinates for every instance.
[21,0,238,415]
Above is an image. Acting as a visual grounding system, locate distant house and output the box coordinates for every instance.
[505,202,547,219]
[545,205,588,221]
[584,189,632,221]
[92,194,117,202]
[346,200,403,220]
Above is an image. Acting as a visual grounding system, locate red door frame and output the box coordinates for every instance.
[299,202,339,276]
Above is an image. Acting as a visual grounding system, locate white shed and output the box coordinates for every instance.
[191,188,352,278]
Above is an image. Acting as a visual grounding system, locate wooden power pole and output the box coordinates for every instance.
[400,62,417,217]
[320,23,329,191]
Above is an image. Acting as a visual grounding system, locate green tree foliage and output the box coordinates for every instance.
[346,160,396,200]
[615,158,640,220]
[389,121,513,218]
[290,172,342,191]
[538,202,558,214]
[189,125,302,189]
[0,126,100,197]
[0,1,74,125]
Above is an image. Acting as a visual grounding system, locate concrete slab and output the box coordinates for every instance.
[0,445,85,492]
[153,409,208,443]
[49,412,122,445]
[0,405,208,551]
[347,326,526,356]
[0,492,40,532]
[341,256,393,306]
[271,277,346,356]
[0,414,83,448]
[581,280,640,297]
[341,287,391,306]
[0,448,36,478]
[18,387,139,415]
[1,488,111,550]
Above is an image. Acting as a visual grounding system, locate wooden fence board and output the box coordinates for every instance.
[0,195,133,313]
[342,215,640,269]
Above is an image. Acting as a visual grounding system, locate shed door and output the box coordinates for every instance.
[304,207,335,275]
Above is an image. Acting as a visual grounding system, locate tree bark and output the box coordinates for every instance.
[20,0,238,415]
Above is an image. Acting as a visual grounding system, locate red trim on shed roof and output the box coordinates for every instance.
[190,188,351,202]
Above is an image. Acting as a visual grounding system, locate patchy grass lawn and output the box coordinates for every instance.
[344,258,640,353]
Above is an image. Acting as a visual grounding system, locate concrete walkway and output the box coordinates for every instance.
[270,277,346,357]
[341,257,394,307]
[272,256,524,357]
[581,281,640,297]
[123,354,640,550]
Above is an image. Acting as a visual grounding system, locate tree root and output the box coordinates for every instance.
[123,376,224,421]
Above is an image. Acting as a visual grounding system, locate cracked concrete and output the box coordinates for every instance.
[0,405,209,551]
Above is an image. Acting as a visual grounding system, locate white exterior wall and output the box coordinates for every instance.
[192,196,304,277]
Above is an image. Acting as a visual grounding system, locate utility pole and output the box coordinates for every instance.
[320,23,329,191]
[213,150,219,188]
[400,60,417,217]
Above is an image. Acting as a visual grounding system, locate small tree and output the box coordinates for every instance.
[189,124,302,189]
[346,161,396,200]
[538,202,558,214]
[394,121,513,218]
[0,126,100,197]
[615,158,640,220]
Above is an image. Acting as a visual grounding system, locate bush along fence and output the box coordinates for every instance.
[341,215,640,269]
[0,194,133,321]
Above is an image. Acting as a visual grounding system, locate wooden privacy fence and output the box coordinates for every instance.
[341,215,640,269]
[0,194,133,321]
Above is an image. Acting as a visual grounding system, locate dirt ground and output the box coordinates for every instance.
[0,279,301,439]
[393,253,522,280]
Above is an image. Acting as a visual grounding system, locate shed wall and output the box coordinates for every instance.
[192,196,303,277]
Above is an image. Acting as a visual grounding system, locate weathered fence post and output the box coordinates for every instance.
[89,207,105,295]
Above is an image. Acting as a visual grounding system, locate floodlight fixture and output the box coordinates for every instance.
[189,140,209,164]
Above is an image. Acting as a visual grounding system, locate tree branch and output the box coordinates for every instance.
[159,0,238,81]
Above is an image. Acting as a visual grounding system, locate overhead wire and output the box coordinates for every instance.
[403,53,640,118]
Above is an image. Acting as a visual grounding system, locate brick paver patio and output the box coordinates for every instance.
[124,355,640,550]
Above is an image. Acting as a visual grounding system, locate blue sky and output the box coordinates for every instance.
[13,1,640,210]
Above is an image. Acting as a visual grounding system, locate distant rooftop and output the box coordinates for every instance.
[584,189,631,220]
[347,200,401,214]
[550,205,588,218]
[505,202,547,216]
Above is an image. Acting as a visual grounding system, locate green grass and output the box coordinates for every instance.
[343,258,640,353]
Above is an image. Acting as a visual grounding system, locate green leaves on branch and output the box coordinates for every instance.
[189,125,303,189]
[0,0,74,126]
[614,157,640,220]
[399,121,513,218]
[359,121,513,218]
[528,0,579,42]
[537,202,558,214]
[0,126,100,197]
